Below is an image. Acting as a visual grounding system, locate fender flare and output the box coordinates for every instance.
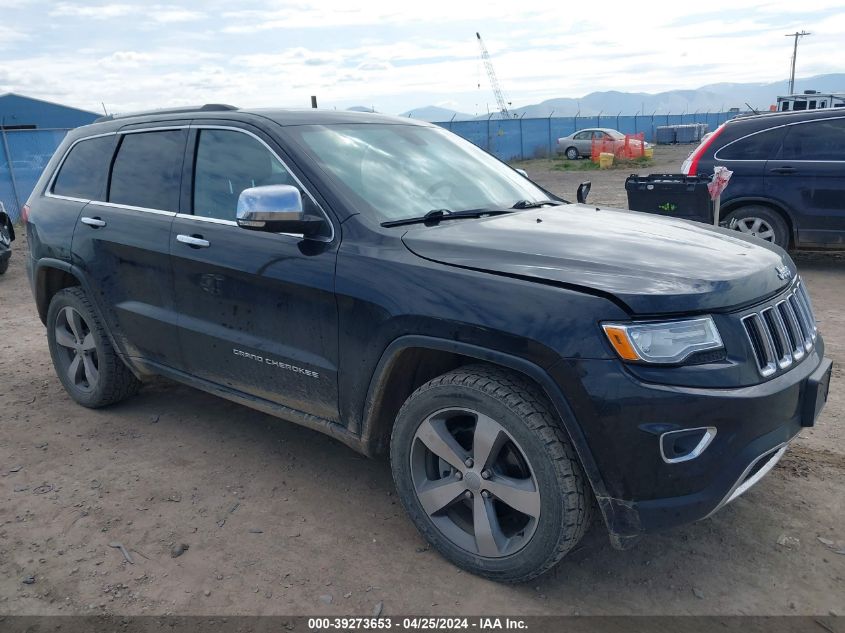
[360,334,612,508]
[34,257,78,322]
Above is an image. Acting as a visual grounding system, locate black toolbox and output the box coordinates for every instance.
[625,174,713,224]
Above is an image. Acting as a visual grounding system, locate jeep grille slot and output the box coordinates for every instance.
[742,279,817,377]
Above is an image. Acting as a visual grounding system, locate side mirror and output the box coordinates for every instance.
[236,185,324,236]
[515,168,528,178]
[576,181,591,204]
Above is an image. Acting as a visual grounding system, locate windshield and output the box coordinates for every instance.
[287,123,553,223]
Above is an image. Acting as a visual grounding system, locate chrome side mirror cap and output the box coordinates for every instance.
[236,185,324,236]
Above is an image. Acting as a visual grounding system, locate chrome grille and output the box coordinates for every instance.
[742,280,817,377]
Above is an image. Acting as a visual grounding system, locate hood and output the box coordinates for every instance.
[401,204,794,314]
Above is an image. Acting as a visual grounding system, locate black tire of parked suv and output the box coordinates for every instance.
[724,205,790,250]
[46,287,140,408]
[390,364,592,583]
[565,147,579,160]
[0,258,8,275]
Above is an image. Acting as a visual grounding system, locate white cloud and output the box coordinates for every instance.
[0,25,27,48]
[49,2,204,22]
[50,2,137,18]
[2,0,843,115]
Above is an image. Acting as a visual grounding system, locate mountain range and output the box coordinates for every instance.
[384,73,844,122]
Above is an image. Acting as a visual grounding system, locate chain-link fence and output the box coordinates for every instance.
[0,111,739,222]
[434,111,736,162]
[0,128,71,222]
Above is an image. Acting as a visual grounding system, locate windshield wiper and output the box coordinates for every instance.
[511,199,563,209]
[381,208,513,228]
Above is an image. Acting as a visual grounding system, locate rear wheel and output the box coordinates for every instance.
[46,287,140,408]
[725,205,789,249]
[390,365,591,583]
[565,147,579,160]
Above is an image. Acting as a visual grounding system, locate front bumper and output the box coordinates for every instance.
[549,343,832,546]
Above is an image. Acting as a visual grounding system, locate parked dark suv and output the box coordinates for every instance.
[683,108,845,250]
[25,106,832,582]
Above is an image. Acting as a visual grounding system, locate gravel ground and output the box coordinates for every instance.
[1,147,843,616]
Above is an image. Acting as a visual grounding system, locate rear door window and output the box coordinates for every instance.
[52,135,115,200]
[716,126,785,160]
[108,130,186,211]
[780,118,845,161]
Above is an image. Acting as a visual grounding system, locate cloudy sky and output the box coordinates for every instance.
[1,0,843,116]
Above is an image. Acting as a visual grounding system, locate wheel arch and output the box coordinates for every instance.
[34,259,82,324]
[721,197,796,247]
[360,335,611,509]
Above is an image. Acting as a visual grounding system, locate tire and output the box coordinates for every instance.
[565,147,579,160]
[46,287,140,408]
[0,256,8,275]
[725,205,789,249]
[390,364,591,583]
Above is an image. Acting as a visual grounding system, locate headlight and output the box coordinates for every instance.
[602,317,723,364]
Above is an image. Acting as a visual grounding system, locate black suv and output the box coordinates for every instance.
[683,108,845,250]
[25,106,832,582]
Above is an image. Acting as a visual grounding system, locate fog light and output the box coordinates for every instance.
[660,427,717,464]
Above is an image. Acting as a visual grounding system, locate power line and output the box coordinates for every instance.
[784,31,811,95]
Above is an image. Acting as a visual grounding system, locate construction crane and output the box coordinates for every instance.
[476,32,511,119]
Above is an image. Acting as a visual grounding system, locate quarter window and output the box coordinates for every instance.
[780,119,845,161]
[716,127,785,160]
[109,130,185,211]
[52,136,115,200]
[192,129,298,221]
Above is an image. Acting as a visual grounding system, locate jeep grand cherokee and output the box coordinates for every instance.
[24,105,832,582]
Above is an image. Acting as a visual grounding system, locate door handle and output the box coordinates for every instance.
[770,166,796,174]
[176,234,210,248]
[80,216,106,228]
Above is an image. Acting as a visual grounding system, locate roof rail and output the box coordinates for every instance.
[94,103,238,123]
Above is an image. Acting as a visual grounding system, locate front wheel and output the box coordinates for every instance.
[390,365,591,583]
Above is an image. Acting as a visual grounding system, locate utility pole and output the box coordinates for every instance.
[785,31,811,95]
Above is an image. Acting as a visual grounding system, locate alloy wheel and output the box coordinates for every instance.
[410,408,541,558]
[734,217,775,242]
[54,306,99,392]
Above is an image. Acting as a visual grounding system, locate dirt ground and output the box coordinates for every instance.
[1,144,843,616]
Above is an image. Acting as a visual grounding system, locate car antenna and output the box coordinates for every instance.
[745,102,760,115]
